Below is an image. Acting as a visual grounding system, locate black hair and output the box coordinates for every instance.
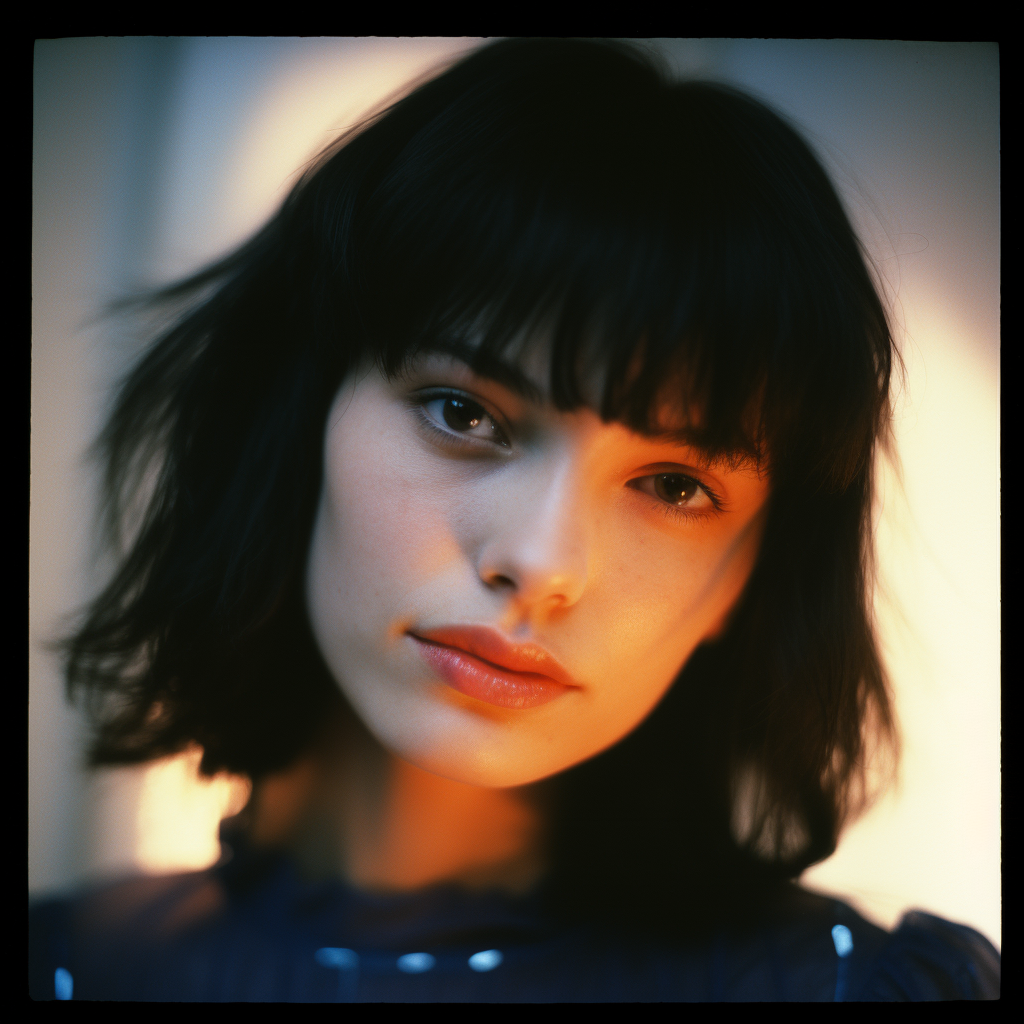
[62,38,899,938]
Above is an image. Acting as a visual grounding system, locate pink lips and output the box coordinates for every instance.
[408,625,578,709]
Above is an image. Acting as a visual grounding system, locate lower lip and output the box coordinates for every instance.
[410,636,574,709]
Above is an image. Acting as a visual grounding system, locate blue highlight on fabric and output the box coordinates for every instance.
[831,924,853,1001]
[468,949,503,972]
[831,924,854,958]
[315,947,360,1002]
[318,946,505,979]
[397,952,436,973]
[315,947,358,969]
[54,967,73,1000]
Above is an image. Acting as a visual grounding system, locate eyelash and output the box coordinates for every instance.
[411,388,723,520]
[411,389,511,451]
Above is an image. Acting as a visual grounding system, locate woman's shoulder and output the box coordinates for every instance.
[30,868,237,1001]
[719,885,1000,1001]
[850,907,1001,1001]
[29,866,1000,1001]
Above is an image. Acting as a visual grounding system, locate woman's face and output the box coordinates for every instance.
[306,346,770,788]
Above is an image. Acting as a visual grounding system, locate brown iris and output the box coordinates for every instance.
[441,397,485,432]
[653,473,700,506]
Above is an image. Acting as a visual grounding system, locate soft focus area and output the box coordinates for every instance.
[31,39,999,947]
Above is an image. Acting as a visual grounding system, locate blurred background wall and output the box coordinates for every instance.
[31,38,1000,947]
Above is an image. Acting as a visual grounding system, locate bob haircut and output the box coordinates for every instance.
[63,38,899,936]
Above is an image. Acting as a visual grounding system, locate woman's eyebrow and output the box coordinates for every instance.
[644,427,763,471]
[418,340,546,404]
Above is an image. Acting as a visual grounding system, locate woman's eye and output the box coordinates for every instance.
[631,473,718,516]
[418,393,510,447]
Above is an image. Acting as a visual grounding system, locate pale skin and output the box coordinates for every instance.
[251,346,771,895]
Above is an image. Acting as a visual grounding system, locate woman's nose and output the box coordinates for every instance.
[474,459,590,613]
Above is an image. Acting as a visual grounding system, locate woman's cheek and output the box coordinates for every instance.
[591,515,758,687]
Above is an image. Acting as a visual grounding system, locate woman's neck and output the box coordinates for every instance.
[246,708,547,895]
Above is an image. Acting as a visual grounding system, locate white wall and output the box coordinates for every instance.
[31,38,999,948]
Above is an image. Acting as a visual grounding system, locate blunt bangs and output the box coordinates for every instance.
[298,39,891,485]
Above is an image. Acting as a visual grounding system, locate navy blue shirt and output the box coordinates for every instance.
[29,839,1000,1002]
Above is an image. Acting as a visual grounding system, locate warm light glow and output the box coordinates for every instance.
[802,287,999,942]
[133,749,250,873]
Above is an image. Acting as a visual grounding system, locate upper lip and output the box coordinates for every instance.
[408,625,579,689]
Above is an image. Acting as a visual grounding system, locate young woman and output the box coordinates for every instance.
[30,38,999,1001]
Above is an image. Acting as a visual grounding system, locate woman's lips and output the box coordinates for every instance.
[408,626,578,709]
